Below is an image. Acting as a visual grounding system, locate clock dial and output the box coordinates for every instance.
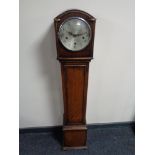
[58,17,91,51]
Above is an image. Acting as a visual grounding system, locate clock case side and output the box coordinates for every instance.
[54,9,96,60]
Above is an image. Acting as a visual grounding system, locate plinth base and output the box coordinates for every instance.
[63,125,87,150]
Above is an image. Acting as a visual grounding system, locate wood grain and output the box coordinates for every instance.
[61,62,89,125]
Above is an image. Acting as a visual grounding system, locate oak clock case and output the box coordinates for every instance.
[54,10,96,150]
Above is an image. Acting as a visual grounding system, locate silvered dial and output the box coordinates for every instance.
[58,17,91,51]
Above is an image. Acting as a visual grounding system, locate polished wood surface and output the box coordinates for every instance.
[63,125,87,149]
[61,61,89,125]
[54,9,96,150]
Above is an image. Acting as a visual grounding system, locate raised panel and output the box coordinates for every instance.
[62,63,88,124]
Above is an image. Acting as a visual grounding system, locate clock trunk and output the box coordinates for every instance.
[61,60,89,149]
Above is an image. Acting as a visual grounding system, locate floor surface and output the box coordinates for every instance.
[19,125,135,155]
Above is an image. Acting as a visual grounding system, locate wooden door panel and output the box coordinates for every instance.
[62,63,88,124]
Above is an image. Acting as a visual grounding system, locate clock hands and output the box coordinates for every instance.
[68,31,75,37]
[68,31,87,37]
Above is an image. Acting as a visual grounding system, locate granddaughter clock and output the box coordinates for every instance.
[54,9,96,150]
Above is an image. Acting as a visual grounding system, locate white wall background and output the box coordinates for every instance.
[20,0,135,128]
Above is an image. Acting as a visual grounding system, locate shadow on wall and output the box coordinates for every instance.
[37,23,63,126]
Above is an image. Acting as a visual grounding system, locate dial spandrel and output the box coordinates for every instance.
[58,17,91,51]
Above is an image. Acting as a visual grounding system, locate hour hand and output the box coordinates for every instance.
[75,32,86,37]
[68,31,86,37]
[68,31,78,37]
[68,31,74,36]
